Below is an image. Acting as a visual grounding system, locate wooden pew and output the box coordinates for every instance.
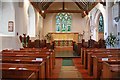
[102,62,120,79]
[1,63,39,80]
[81,48,86,65]
[3,48,55,70]
[93,56,120,78]
[87,52,119,76]
[2,57,45,79]
[73,42,82,56]
[2,52,50,78]
[20,48,55,70]
[2,49,55,76]
[2,70,36,80]
[81,48,101,65]
[83,48,120,69]
[2,48,55,77]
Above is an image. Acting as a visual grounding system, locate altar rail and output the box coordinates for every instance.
[54,40,73,47]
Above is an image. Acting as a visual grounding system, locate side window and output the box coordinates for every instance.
[98,14,104,32]
[27,4,35,37]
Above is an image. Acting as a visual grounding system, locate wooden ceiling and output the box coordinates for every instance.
[30,0,105,18]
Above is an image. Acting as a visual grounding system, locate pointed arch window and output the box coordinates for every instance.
[98,14,104,32]
[56,13,72,32]
[27,4,35,37]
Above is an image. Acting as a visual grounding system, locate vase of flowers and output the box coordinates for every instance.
[19,34,29,48]
[45,33,52,43]
[105,33,117,48]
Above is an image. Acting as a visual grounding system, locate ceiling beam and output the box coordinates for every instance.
[30,2,40,12]
[82,2,98,18]
[40,10,83,13]
[63,2,65,10]
[30,2,46,18]
[37,2,42,10]
[42,2,53,10]
[88,2,98,12]
[75,2,85,10]
[81,1,87,6]
[74,2,87,18]
[30,0,98,18]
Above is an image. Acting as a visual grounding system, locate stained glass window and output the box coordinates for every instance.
[98,14,104,32]
[56,13,72,32]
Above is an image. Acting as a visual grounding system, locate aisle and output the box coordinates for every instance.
[50,58,94,79]
[50,47,94,79]
[54,47,82,78]
[59,58,82,79]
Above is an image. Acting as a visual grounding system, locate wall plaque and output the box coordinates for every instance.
[8,21,14,32]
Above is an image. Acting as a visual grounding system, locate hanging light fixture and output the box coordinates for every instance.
[42,10,44,13]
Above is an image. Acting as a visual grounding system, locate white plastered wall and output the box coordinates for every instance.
[0,0,41,50]
[111,2,120,48]
[0,1,17,50]
[0,2,15,36]
[0,37,2,51]
[43,2,91,41]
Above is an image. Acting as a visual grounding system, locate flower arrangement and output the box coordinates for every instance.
[45,33,52,42]
[19,34,29,47]
[105,33,117,47]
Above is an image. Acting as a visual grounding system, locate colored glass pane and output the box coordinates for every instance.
[99,14,104,32]
[56,13,72,32]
